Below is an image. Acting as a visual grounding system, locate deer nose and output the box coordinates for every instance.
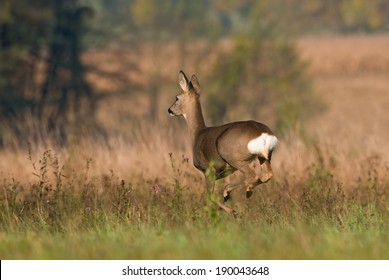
[168,108,174,115]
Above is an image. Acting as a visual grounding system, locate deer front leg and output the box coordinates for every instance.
[223,179,245,201]
[204,174,213,195]
[204,175,237,217]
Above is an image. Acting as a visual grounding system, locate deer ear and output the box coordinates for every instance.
[190,75,200,94]
[178,71,190,92]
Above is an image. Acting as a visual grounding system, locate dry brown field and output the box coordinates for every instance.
[298,34,389,182]
[1,34,389,260]
[2,34,388,186]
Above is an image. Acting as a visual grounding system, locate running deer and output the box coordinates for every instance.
[168,71,278,216]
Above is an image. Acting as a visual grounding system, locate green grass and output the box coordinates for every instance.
[1,220,388,259]
[1,150,388,259]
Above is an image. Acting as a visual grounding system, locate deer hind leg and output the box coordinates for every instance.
[244,157,274,198]
[258,149,274,182]
[222,173,250,201]
[222,159,262,199]
[238,157,276,198]
[259,158,273,183]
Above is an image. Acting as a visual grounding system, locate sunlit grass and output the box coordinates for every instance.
[0,146,388,260]
[1,219,388,259]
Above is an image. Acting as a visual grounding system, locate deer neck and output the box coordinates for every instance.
[184,100,206,146]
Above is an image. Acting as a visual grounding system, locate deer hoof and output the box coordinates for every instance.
[225,208,239,218]
[246,190,253,198]
[223,189,231,201]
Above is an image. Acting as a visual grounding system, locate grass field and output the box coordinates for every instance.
[1,148,388,259]
[1,35,389,259]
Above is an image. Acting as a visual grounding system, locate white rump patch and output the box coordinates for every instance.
[247,133,278,159]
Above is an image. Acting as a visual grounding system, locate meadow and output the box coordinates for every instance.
[1,35,389,259]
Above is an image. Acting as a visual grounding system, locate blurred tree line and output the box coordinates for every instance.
[1,0,388,146]
[0,0,94,145]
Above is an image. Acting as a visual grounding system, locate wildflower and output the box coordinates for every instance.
[182,154,190,163]
[151,184,163,195]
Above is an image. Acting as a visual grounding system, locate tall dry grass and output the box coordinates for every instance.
[1,34,389,201]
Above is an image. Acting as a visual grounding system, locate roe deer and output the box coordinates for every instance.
[168,71,278,216]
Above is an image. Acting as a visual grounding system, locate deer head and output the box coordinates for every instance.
[168,71,201,118]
